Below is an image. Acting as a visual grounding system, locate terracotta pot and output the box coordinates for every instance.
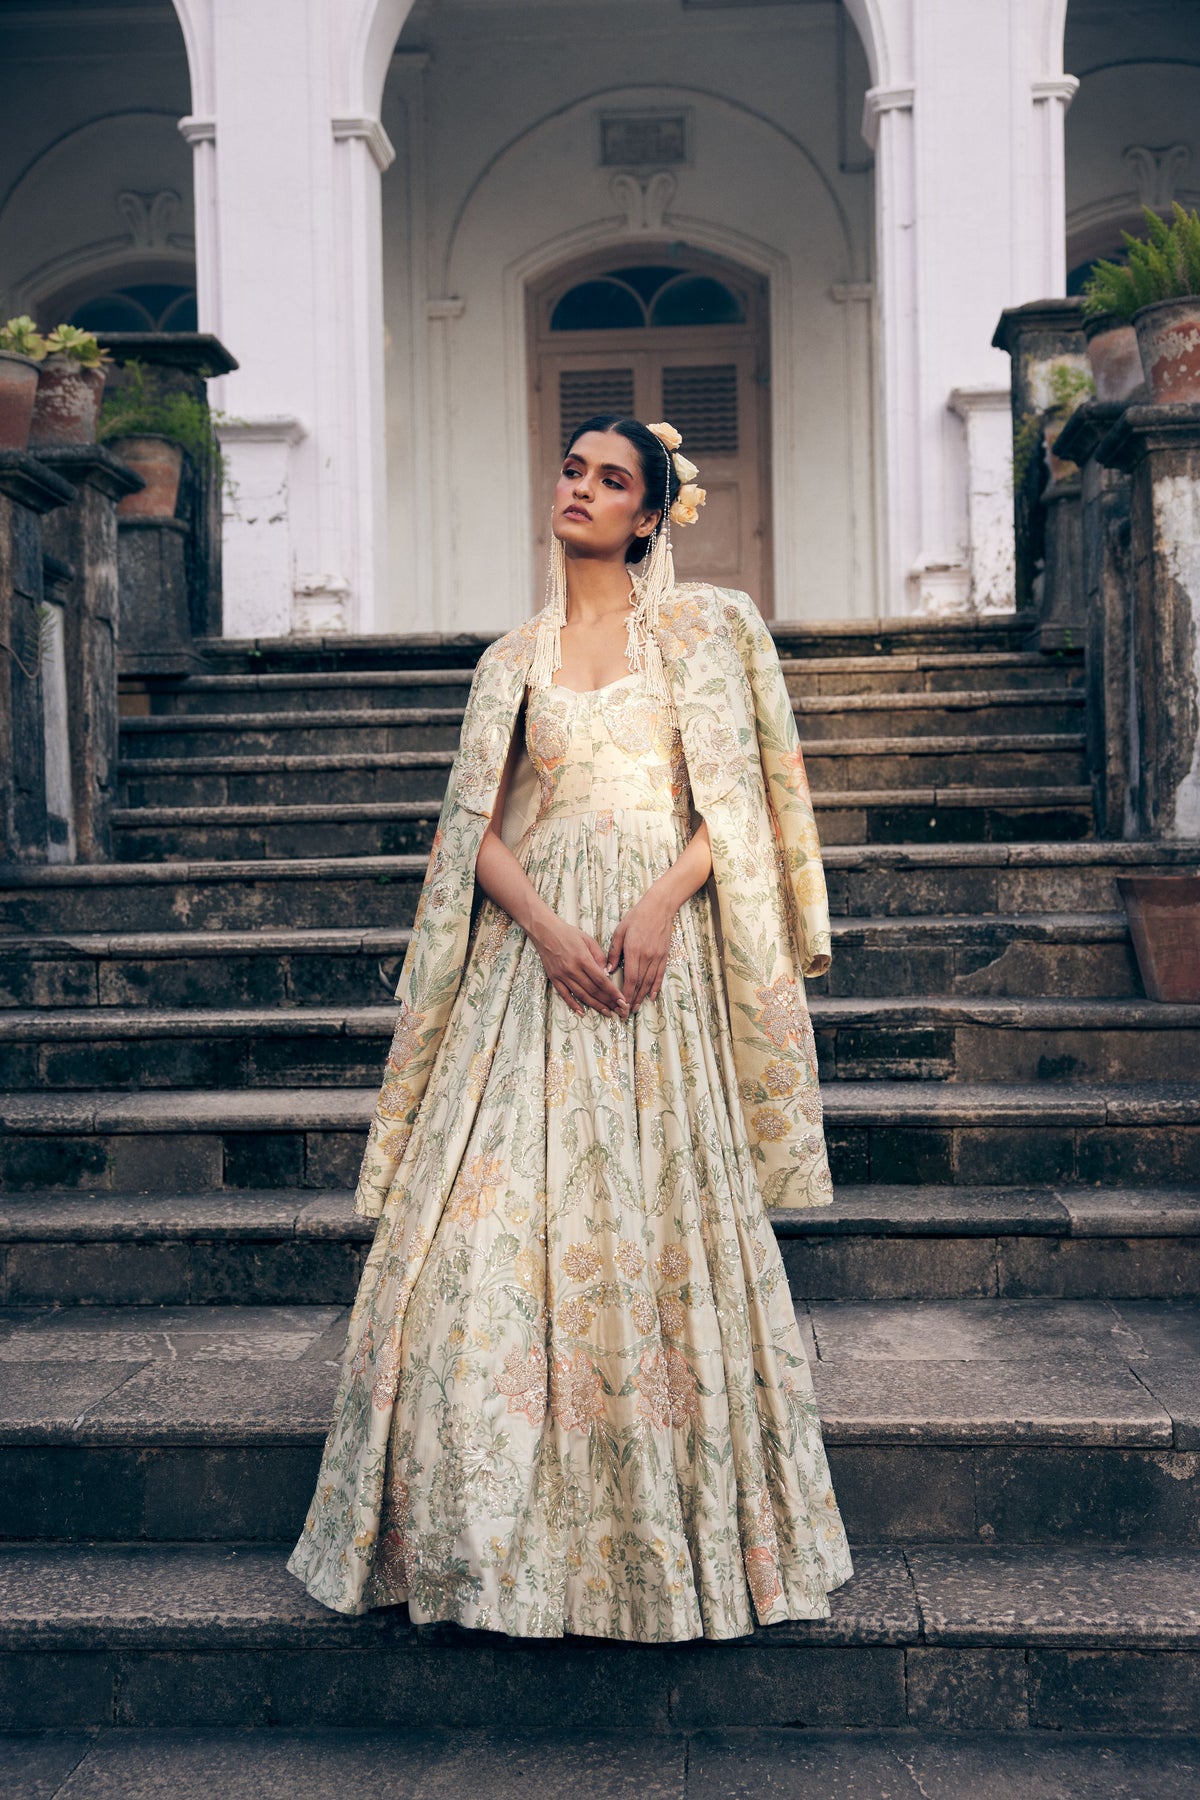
[1117,874,1200,1002]
[0,350,40,449]
[28,355,107,446]
[1083,312,1144,404]
[1133,297,1200,403]
[108,434,184,518]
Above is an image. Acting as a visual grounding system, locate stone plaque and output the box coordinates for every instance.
[600,113,688,169]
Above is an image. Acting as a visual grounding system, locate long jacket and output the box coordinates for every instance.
[354,580,834,1220]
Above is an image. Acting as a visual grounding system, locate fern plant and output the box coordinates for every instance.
[98,360,223,477]
[1083,203,1200,319]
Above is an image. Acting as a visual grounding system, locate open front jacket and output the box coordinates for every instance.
[354,581,834,1219]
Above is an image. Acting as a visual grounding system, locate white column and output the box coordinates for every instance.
[177,0,397,637]
[947,387,1015,615]
[864,0,1075,614]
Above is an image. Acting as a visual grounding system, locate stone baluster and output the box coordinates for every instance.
[37,445,144,860]
[1096,403,1200,840]
[992,300,1089,641]
[1052,401,1134,838]
[0,452,76,863]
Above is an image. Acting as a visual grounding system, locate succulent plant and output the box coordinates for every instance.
[0,315,48,360]
[43,324,110,368]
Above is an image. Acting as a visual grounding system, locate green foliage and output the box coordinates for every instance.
[98,360,222,474]
[1047,362,1094,414]
[44,324,110,367]
[1083,203,1200,319]
[1012,410,1043,490]
[0,316,47,360]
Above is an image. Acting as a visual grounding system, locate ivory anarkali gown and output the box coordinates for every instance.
[289,650,852,1640]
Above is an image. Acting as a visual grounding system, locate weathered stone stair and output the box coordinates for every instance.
[2,610,1200,1759]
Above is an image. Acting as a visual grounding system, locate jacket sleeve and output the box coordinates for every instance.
[717,587,832,979]
[352,645,514,1218]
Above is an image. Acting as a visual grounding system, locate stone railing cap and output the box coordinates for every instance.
[1052,398,1127,467]
[96,333,238,377]
[33,443,145,501]
[1097,402,1200,472]
[992,298,1086,355]
[0,450,77,514]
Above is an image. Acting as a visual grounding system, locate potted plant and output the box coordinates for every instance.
[1082,311,1144,404]
[1083,203,1200,403]
[0,316,47,450]
[28,324,111,446]
[1118,874,1200,1002]
[97,359,222,519]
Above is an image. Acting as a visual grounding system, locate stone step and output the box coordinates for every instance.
[2,996,1196,1091]
[117,689,1086,758]
[1,1082,1196,1192]
[7,1727,1200,1800]
[2,843,1192,935]
[1,1297,1198,1551]
[124,651,1082,718]
[107,788,1097,862]
[117,734,1087,808]
[2,1540,1199,1731]
[3,1186,1199,1306]
[193,612,1044,673]
[0,915,1141,1011]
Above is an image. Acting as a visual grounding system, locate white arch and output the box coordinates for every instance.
[0,112,194,318]
[422,84,873,629]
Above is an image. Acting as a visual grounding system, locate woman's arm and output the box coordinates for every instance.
[475,716,629,1020]
[607,820,713,1010]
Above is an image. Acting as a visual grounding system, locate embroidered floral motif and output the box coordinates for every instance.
[494,1342,548,1424]
[551,1349,606,1432]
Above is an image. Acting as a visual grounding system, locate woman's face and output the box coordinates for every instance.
[553,429,659,560]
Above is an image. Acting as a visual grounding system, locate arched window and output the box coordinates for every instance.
[68,283,198,333]
[550,264,745,331]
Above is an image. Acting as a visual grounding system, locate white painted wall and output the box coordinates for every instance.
[379,0,876,631]
[1,0,1197,638]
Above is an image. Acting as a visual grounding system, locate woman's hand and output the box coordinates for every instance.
[607,891,674,1011]
[533,916,629,1019]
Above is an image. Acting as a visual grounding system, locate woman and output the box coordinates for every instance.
[288,415,852,1640]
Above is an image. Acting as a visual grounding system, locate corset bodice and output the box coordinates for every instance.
[525,672,690,824]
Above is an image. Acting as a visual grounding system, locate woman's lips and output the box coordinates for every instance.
[562,505,591,520]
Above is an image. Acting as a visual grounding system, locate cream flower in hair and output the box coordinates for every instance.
[673,452,698,483]
[670,483,706,527]
[647,421,683,451]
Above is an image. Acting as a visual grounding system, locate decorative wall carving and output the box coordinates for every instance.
[1123,142,1192,212]
[609,170,677,235]
[116,189,183,250]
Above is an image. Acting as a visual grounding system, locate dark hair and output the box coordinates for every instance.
[562,415,681,563]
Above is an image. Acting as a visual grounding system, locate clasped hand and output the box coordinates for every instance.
[535,891,674,1018]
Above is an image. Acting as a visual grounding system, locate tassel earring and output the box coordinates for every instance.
[626,467,675,707]
[528,513,567,691]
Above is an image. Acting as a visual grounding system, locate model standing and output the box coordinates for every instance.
[289,415,852,1639]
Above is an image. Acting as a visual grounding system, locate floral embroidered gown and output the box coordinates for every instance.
[288,662,852,1640]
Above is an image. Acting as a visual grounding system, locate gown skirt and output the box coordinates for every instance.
[288,669,852,1640]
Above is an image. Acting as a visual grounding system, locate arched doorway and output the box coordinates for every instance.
[528,247,773,611]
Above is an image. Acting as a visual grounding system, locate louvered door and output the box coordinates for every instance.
[531,304,769,609]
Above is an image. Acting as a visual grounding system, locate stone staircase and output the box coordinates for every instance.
[2,611,1200,1782]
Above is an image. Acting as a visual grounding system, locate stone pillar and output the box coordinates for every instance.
[992,300,1088,618]
[118,519,195,679]
[0,453,75,863]
[179,0,397,636]
[37,445,143,862]
[1097,404,1200,840]
[862,1,1078,612]
[947,387,1015,613]
[1052,400,1132,838]
[97,333,237,642]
